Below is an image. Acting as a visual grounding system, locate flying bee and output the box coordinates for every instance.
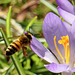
[6,32,32,56]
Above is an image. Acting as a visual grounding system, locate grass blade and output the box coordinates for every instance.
[25,16,37,31]
[0,28,9,47]
[4,6,26,75]
[40,0,59,15]
[0,28,26,75]
[0,0,10,4]
[6,6,12,38]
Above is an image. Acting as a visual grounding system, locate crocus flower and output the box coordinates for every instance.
[56,0,75,15]
[56,0,75,24]
[25,12,75,75]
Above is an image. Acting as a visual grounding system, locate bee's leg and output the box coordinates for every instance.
[22,47,27,56]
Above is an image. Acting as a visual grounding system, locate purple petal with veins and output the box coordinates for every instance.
[44,63,69,73]
[56,0,75,14]
[43,12,68,63]
[63,21,71,33]
[57,7,75,24]
[69,68,75,72]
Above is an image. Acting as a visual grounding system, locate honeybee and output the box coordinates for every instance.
[6,32,32,56]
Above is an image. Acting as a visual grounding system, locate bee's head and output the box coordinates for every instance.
[24,32,32,41]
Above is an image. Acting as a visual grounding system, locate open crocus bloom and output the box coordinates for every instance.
[28,12,75,75]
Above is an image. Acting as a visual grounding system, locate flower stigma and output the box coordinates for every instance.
[54,35,70,64]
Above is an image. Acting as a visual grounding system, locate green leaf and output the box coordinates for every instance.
[43,42,48,48]
[0,6,26,75]
[0,0,10,4]
[11,54,25,75]
[25,16,37,31]
[6,6,12,38]
[24,59,31,69]
[72,0,75,7]
[0,61,9,68]
[0,28,9,47]
[0,28,26,75]
[40,0,59,15]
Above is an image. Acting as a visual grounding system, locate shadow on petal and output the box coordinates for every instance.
[30,36,59,64]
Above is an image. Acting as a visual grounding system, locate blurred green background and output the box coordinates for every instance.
[0,0,72,75]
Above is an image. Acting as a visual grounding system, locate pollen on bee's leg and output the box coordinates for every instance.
[23,50,28,58]
[22,47,28,56]
[23,50,27,56]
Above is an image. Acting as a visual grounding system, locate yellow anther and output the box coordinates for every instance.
[54,35,70,64]
[66,43,70,64]
[54,36,64,61]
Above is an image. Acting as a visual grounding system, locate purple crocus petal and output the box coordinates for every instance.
[43,12,68,63]
[69,68,75,72]
[63,21,71,33]
[57,7,75,24]
[56,0,74,14]
[71,20,75,38]
[44,63,69,73]
[69,20,75,68]
[69,37,75,69]
[30,36,59,64]
[24,31,27,34]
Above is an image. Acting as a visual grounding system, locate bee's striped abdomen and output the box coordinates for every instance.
[6,40,21,56]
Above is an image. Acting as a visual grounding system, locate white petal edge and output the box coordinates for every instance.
[30,36,59,64]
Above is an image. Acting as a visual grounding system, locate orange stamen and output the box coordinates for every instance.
[54,35,70,64]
